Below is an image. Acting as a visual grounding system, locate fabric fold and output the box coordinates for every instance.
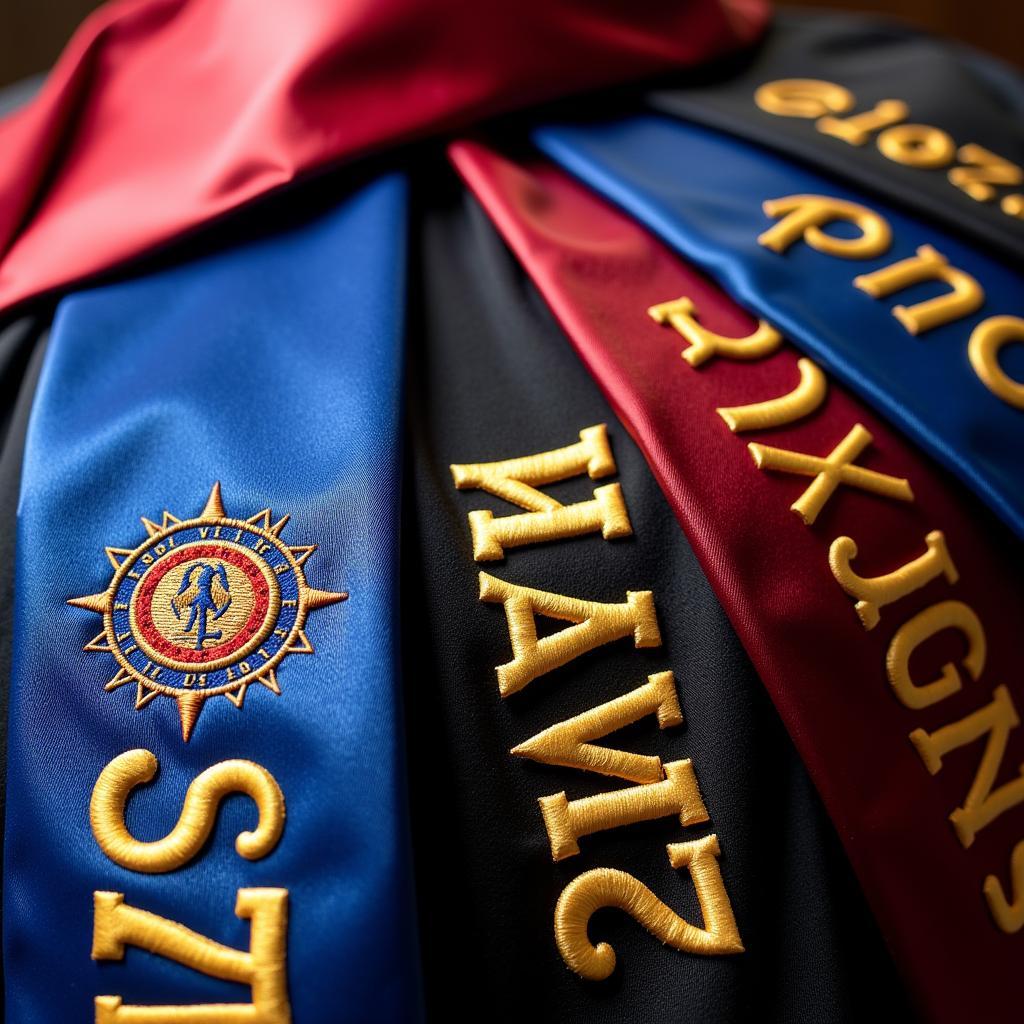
[533,114,1024,539]
[450,139,1024,1023]
[4,173,420,1021]
[0,0,766,315]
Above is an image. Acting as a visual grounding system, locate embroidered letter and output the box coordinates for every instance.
[90,750,285,873]
[876,124,956,169]
[647,297,781,367]
[450,424,632,560]
[538,759,708,861]
[512,671,682,784]
[853,244,984,335]
[949,144,1023,203]
[968,315,1024,411]
[479,573,661,696]
[830,530,957,630]
[753,78,854,119]
[1003,195,1024,220]
[748,423,913,526]
[758,195,892,259]
[92,888,290,1023]
[911,685,1024,848]
[816,99,909,145]
[717,357,827,432]
[554,834,743,980]
[985,840,1024,934]
[886,601,986,710]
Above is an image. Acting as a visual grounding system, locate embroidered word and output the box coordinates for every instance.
[452,426,742,977]
[92,888,290,1024]
[90,752,291,1020]
[754,78,1024,223]
[650,294,1024,935]
[757,193,1023,410]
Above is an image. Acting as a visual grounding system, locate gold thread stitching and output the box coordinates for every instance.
[753,78,854,119]
[478,572,661,696]
[748,423,913,526]
[950,144,1024,203]
[511,671,682,784]
[647,297,781,367]
[886,600,986,710]
[829,529,958,630]
[910,685,1024,848]
[717,357,827,432]
[92,888,291,1023]
[877,124,956,170]
[758,195,892,259]
[984,840,1024,934]
[90,750,285,873]
[538,759,708,861]
[554,834,743,980]
[968,315,1024,410]
[816,99,909,146]
[451,426,633,560]
[853,244,984,335]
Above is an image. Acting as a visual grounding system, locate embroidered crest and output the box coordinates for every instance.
[69,482,347,740]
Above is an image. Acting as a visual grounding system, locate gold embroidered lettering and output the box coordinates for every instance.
[876,124,956,169]
[554,834,743,980]
[911,685,1024,848]
[717,357,827,432]
[478,573,661,696]
[949,144,1024,203]
[829,530,958,630]
[92,888,290,1023]
[758,195,892,259]
[984,840,1024,934]
[886,600,986,710]
[816,99,909,145]
[647,297,781,367]
[853,244,984,335]
[512,671,682,784]
[450,425,632,560]
[748,423,913,526]
[90,750,285,873]
[968,315,1024,411]
[753,78,854,119]
[1002,195,1024,220]
[538,759,707,861]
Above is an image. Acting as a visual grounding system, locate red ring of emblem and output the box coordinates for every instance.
[133,543,272,665]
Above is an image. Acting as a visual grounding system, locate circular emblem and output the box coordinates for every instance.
[69,483,347,740]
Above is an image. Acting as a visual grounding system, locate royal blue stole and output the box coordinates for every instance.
[4,175,421,1021]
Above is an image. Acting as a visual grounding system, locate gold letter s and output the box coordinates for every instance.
[90,749,285,873]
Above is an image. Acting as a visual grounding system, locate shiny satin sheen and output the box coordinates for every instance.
[3,176,420,1020]
[647,12,1024,267]
[0,0,766,316]
[533,115,1024,539]
[451,140,1024,1023]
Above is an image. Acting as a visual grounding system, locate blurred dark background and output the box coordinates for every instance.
[0,0,1020,89]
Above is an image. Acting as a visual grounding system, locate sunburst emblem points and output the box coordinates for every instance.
[69,482,347,741]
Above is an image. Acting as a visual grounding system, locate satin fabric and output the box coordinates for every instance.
[4,175,420,1021]
[0,0,766,316]
[648,11,1024,267]
[533,115,1024,539]
[451,140,1024,1023]
[403,159,908,1021]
